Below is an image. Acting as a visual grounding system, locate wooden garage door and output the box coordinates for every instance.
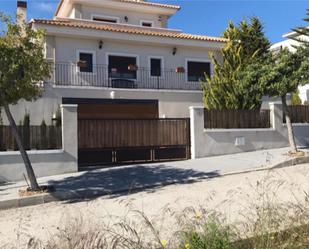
[78,102,158,120]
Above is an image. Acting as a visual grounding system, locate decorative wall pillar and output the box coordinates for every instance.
[61,104,78,170]
[189,106,204,159]
[269,102,283,131]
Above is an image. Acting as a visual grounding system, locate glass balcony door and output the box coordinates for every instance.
[108,55,137,80]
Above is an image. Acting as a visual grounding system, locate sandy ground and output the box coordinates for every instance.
[1,164,309,248]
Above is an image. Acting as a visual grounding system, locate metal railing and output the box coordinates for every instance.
[47,62,203,91]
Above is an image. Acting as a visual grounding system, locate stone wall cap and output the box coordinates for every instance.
[268,102,282,106]
[189,106,204,110]
[60,104,78,108]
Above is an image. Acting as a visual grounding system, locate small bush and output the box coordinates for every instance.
[181,217,235,249]
[23,111,30,126]
[0,108,3,125]
[6,173,309,249]
[291,90,302,105]
[16,205,309,249]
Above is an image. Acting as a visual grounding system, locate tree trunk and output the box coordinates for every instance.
[3,102,40,190]
[281,95,298,153]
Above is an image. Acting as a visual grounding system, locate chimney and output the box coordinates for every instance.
[17,1,27,25]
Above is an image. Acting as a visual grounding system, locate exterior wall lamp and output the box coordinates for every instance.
[110,91,115,99]
[51,113,57,125]
[99,40,103,49]
[172,47,177,55]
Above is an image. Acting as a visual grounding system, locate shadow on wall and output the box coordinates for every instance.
[0,182,13,190]
[294,126,309,147]
[0,151,77,182]
[48,164,219,204]
[0,151,75,165]
[0,177,8,185]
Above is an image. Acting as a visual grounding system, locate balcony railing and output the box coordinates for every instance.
[47,62,203,91]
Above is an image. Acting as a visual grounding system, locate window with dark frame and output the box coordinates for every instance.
[187,61,211,82]
[79,52,93,73]
[93,17,118,23]
[108,55,137,79]
[150,58,162,77]
[141,22,153,27]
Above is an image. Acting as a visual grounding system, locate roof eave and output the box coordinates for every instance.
[55,0,180,17]
[55,0,64,16]
[32,20,226,47]
[283,31,298,39]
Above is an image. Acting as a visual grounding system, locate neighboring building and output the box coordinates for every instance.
[4,0,226,125]
[271,29,309,104]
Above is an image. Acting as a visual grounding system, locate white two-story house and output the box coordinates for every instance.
[7,0,226,124]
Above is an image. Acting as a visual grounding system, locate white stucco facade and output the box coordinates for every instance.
[50,36,218,72]
[1,84,203,125]
[2,0,226,124]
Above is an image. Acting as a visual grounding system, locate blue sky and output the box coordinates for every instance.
[0,0,308,43]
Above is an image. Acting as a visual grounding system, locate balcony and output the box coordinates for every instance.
[47,62,203,91]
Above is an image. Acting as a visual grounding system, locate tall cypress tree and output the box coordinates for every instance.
[203,17,270,110]
[293,9,309,44]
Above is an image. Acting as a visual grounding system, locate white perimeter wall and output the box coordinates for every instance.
[0,105,78,182]
[190,103,309,159]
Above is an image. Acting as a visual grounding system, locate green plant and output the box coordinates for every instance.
[41,119,46,127]
[40,119,47,149]
[22,111,30,126]
[22,110,30,150]
[291,90,302,105]
[0,14,51,190]
[0,108,3,126]
[182,217,235,249]
[293,9,309,46]
[203,17,270,110]
[6,187,309,249]
[242,47,309,153]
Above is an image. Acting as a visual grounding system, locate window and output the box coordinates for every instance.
[187,61,211,82]
[108,55,137,79]
[78,52,93,73]
[140,20,154,27]
[150,58,162,77]
[142,22,152,27]
[92,15,119,23]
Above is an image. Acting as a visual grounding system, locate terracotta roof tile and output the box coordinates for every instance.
[32,19,227,43]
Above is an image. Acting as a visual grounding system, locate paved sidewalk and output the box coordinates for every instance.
[0,147,307,208]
